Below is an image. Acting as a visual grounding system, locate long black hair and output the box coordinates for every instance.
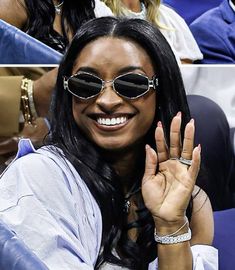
[23,0,96,52]
[48,17,192,269]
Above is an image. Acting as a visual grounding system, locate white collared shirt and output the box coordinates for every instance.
[0,139,218,270]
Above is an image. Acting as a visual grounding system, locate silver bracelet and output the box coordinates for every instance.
[154,227,191,244]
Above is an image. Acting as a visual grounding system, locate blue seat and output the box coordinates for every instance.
[213,208,235,270]
[0,220,49,270]
[0,19,62,64]
[162,0,223,24]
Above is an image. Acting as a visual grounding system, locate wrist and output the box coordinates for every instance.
[33,68,58,117]
[153,216,188,235]
[33,79,49,117]
[154,218,191,245]
[154,228,191,245]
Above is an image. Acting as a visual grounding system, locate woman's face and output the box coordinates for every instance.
[71,37,156,151]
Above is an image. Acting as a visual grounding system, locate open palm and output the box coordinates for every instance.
[142,113,201,224]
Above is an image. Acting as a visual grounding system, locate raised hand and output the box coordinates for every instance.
[141,112,201,229]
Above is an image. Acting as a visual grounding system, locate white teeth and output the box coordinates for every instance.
[97,117,127,126]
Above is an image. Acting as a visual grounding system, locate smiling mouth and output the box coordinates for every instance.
[88,113,134,128]
[97,116,128,126]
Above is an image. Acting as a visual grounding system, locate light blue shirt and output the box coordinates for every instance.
[0,139,218,269]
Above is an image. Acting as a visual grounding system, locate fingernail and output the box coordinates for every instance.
[198,144,201,152]
[190,118,194,124]
[145,144,150,150]
[157,121,162,127]
[176,111,181,117]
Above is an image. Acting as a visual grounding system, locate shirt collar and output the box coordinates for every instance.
[123,2,147,20]
[229,0,235,12]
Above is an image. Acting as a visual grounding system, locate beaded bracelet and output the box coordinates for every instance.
[154,219,191,244]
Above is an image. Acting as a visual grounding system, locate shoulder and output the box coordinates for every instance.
[0,0,28,29]
[158,4,203,61]
[190,7,226,35]
[158,4,187,26]
[190,186,214,245]
[94,0,113,17]
[0,146,87,207]
[189,7,231,45]
[0,147,102,267]
[189,12,234,62]
[0,145,100,222]
[190,5,223,28]
[189,4,228,38]
[1,149,69,193]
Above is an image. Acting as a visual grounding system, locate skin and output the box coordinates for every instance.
[0,0,69,37]
[71,37,214,269]
[33,67,58,116]
[72,37,156,153]
[72,37,156,181]
[121,0,142,12]
[0,0,60,115]
[0,0,27,29]
[0,0,61,114]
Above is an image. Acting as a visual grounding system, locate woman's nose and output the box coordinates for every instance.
[95,83,123,112]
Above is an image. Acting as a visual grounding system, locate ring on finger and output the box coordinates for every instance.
[179,157,192,166]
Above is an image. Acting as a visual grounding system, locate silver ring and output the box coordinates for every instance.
[179,157,192,166]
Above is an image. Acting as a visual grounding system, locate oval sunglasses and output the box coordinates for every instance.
[63,72,158,100]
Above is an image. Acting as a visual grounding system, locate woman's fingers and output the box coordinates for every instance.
[143,145,158,181]
[155,121,168,163]
[155,115,196,166]
[169,112,182,158]
[181,119,195,160]
[188,145,201,181]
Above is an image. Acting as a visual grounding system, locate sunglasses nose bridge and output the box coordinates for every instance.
[96,78,122,104]
[102,79,114,90]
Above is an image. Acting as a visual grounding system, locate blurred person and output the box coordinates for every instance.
[162,0,222,24]
[190,0,235,63]
[0,0,112,53]
[103,0,203,63]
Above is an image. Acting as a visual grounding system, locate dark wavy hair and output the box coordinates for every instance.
[47,17,192,269]
[22,0,95,52]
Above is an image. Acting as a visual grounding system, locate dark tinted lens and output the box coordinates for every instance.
[114,73,149,98]
[68,73,102,98]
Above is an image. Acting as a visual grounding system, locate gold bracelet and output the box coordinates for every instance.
[27,79,38,119]
[21,78,36,126]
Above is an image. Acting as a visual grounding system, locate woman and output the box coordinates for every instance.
[103,0,203,63]
[0,0,112,53]
[0,17,217,269]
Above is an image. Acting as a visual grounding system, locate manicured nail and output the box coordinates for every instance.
[145,144,150,150]
[190,118,194,124]
[176,111,181,117]
[198,144,201,153]
[157,121,162,127]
